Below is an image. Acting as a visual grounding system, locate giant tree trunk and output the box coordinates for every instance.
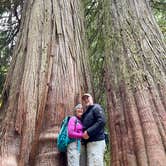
[0,0,91,165]
[104,0,166,165]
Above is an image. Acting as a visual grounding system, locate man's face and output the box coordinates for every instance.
[82,96,93,107]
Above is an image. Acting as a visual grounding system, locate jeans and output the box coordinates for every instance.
[80,140,106,166]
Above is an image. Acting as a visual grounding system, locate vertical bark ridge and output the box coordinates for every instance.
[126,89,148,166]
[0,0,91,165]
[147,84,166,149]
[105,0,166,165]
[34,0,91,165]
[17,0,54,164]
[0,0,36,161]
[134,86,166,166]
[157,84,166,111]
[119,83,137,166]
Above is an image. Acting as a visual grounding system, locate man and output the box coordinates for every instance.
[81,93,106,166]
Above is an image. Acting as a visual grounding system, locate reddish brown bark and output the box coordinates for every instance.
[0,0,91,165]
[105,0,166,165]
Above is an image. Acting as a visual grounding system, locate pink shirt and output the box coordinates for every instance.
[67,116,83,139]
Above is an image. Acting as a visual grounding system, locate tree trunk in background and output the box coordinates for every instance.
[104,0,166,165]
[0,0,91,165]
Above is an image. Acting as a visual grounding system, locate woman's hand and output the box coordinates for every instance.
[82,131,89,139]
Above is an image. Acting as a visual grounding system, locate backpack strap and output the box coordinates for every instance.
[73,116,81,152]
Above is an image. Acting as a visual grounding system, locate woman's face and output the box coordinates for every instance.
[76,107,83,118]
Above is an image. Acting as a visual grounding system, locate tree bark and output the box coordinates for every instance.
[0,0,91,165]
[104,0,166,165]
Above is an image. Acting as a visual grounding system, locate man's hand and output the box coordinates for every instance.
[82,131,89,139]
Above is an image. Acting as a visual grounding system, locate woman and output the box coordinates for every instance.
[67,104,84,166]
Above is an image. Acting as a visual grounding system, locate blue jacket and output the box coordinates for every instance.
[81,104,106,143]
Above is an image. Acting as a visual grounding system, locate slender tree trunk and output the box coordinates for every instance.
[0,0,91,165]
[104,0,166,165]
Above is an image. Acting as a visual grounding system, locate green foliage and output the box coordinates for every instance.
[0,0,22,94]
[83,0,106,105]
[0,32,10,94]
[104,146,111,166]
[83,0,166,107]
[151,0,166,39]
[84,2,110,164]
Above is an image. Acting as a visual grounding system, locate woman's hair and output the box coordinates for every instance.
[73,104,82,114]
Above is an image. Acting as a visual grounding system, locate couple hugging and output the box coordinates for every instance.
[67,93,106,166]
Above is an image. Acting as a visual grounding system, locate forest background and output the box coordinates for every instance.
[0,0,166,165]
[0,0,165,102]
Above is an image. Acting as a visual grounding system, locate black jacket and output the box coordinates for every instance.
[82,104,106,143]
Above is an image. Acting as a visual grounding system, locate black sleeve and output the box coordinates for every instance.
[87,106,106,137]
